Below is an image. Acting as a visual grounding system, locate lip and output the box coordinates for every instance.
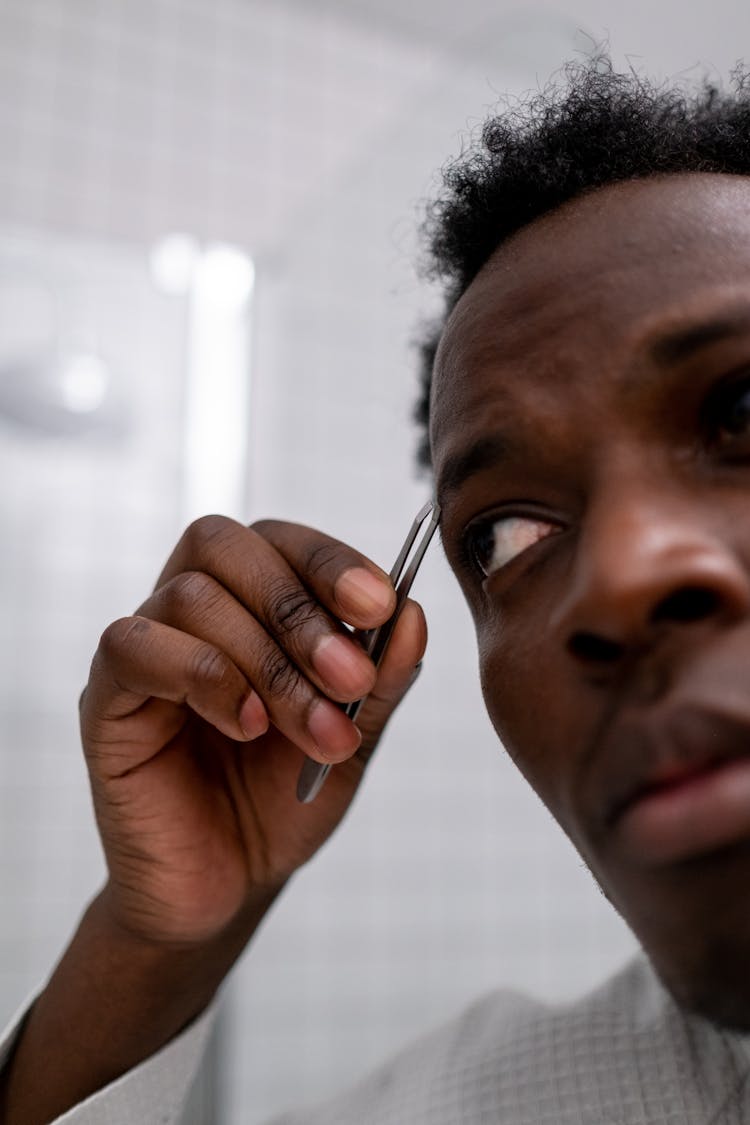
[599,704,750,865]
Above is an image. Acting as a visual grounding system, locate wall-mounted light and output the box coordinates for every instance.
[149,233,200,296]
[58,352,110,414]
[172,239,256,522]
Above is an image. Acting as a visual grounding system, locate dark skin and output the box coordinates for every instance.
[0,517,427,1124]
[433,171,750,1030]
[5,169,750,1122]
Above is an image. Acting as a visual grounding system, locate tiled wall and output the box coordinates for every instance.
[0,228,191,1022]
[3,0,749,1120]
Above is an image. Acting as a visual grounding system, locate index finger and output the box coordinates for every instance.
[252,518,397,627]
[160,516,396,631]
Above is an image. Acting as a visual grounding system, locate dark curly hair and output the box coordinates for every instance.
[415,57,750,467]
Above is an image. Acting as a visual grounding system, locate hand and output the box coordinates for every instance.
[1,514,427,1125]
[80,515,427,947]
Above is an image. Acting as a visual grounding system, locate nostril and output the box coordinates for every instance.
[651,586,722,625]
[567,631,625,664]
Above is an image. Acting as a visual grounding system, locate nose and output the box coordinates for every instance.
[551,489,750,667]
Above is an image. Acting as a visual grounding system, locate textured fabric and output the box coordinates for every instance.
[269,957,750,1125]
[2,956,750,1123]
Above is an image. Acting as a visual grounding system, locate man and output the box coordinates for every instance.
[3,58,750,1122]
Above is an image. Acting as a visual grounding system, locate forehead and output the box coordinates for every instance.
[430,174,750,480]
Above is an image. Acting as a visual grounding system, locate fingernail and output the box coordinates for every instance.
[336,567,394,618]
[307,698,361,760]
[239,691,269,739]
[312,634,374,696]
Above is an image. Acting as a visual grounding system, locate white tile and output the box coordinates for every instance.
[0,2,645,1122]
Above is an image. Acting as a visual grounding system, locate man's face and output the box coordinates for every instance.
[431,173,750,1029]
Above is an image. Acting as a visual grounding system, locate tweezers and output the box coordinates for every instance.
[296,499,441,803]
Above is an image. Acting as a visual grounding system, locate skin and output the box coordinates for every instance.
[433,171,750,1031]
[0,517,426,1123]
[5,169,750,1121]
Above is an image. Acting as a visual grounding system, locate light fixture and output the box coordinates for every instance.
[149,233,200,295]
[195,244,255,309]
[181,243,255,522]
[58,352,110,414]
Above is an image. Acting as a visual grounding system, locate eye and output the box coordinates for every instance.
[706,375,750,444]
[464,513,558,578]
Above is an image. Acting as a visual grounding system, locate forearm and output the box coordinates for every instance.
[0,883,281,1125]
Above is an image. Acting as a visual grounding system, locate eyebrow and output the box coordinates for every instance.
[436,433,512,501]
[648,311,750,366]
[437,309,750,503]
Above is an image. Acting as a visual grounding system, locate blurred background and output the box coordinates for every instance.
[0,1,748,1121]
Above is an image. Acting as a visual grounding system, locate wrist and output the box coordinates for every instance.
[96,872,286,953]
[1,881,285,1125]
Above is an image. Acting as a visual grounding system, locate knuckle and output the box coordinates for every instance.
[183,514,235,556]
[98,616,151,659]
[188,643,235,692]
[267,579,321,638]
[249,517,281,539]
[304,540,343,580]
[162,571,217,615]
[258,646,303,699]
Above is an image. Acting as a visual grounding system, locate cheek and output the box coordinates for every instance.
[476,610,575,812]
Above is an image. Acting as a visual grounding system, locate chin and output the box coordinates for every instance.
[589,838,750,1032]
[649,932,750,1033]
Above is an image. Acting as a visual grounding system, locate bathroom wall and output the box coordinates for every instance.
[2,1,749,1119]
